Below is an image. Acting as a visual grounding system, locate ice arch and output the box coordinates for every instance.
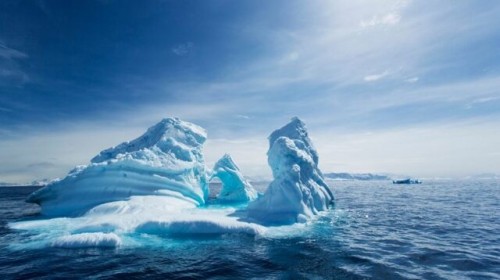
[209,154,258,203]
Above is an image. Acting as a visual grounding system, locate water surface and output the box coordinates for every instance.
[1,180,499,279]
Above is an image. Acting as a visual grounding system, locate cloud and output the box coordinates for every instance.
[0,106,13,113]
[314,119,500,177]
[0,43,28,59]
[0,69,29,83]
[0,42,29,84]
[364,71,389,82]
[360,13,401,28]
[171,42,194,56]
[236,114,251,119]
[334,75,500,123]
[280,51,300,64]
[471,96,499,104]
[406,77,419,83]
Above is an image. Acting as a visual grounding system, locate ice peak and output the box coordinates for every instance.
[269,117,307,144]
[290,116,305,125]
[248,118,333,225]
[268,117,318,166]
[92,117,206,163]
[214,154,238,171]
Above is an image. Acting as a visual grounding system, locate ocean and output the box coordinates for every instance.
[0,180,499,279]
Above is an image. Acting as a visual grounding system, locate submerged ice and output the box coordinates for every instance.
[15,117,334,248]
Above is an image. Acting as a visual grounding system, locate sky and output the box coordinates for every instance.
[1,0,500,182]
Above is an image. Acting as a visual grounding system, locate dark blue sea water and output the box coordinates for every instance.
[1,180,499,279]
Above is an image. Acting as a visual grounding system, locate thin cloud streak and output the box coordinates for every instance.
[360,13,401,28]
[171,42,194,56]
[0,42,29,85]
[364,71,389,82]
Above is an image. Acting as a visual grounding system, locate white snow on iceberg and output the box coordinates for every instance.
[10,195,265,249]
[51,232,122,248]
[26,117,209,216]
[247,117,334,225]
[210,154,258,203]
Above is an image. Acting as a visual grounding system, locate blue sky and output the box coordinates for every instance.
[1,0,500,182]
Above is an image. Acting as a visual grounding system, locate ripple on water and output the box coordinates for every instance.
[1,181,499,279]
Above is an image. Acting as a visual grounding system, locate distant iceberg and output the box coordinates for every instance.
[247,117,334,225]
[324,172,391,181]
[210,154,258,203]
[392,178,422,184]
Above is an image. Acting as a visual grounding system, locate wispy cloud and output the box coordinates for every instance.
[0,42,29,85]
[236,114,251,119]
[0,43,28,59]
[171,42,194,56]
[279,51,300,64]
[360,13,401,28]
[405,77,419,83]
[471,96,499,104]
[364,71,389,82]
[0,106,13,113]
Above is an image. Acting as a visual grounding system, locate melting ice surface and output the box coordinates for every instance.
[10,117,334,248]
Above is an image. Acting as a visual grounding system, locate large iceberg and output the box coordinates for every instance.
[247,117,334,225]
[16,116,335,248]
[210,154,258,203]
[27,118,209,216]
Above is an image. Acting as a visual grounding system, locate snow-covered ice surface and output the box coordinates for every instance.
[247,117,334,225]
[10,195,266,249]
[210,154,258,203]
[51,232,122,248]
[12,117,334,248]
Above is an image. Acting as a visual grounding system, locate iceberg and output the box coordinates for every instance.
[15,116,335,248]
[26,117,209,216]
[210,154,258,203]
[247,117,334,225]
